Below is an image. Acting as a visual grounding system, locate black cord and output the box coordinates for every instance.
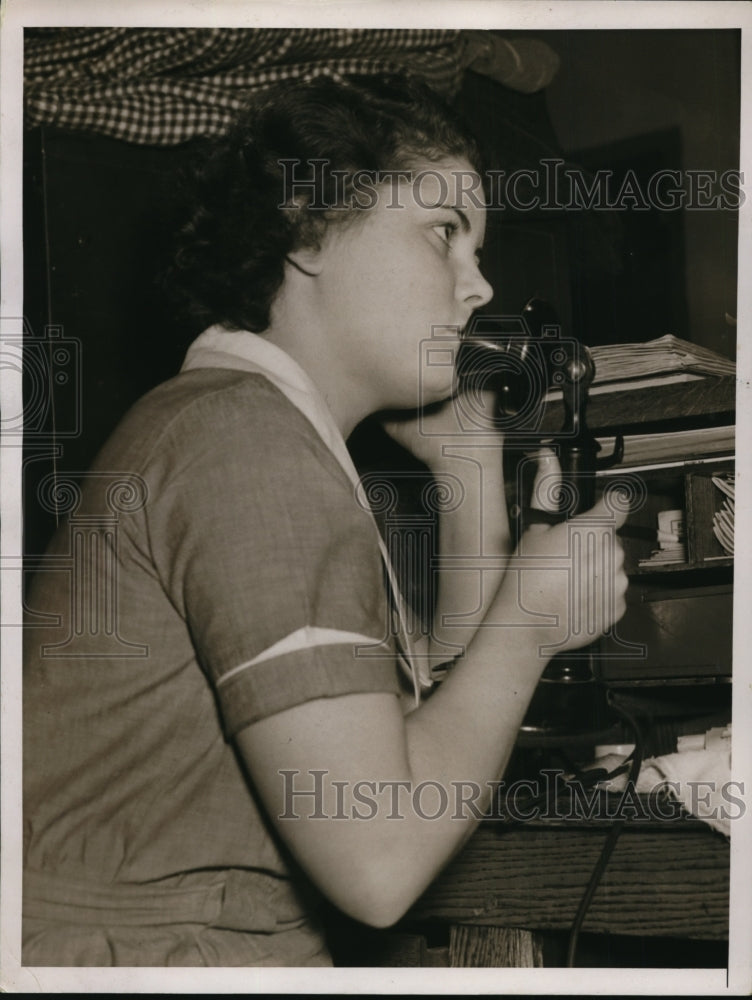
[497,752,632,819]
[40,127,61,527]
[564,693,646,967]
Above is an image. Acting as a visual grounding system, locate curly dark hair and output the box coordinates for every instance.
[165,72,483,334]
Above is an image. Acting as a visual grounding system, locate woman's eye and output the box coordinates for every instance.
[434,221,458,246]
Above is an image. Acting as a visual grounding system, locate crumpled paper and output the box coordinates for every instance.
[593,735,735,837]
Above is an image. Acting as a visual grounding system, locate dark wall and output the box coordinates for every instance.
[454,69,576,332]
[23,128,196,556]
[539,28,740,358]
[458,29,739,356]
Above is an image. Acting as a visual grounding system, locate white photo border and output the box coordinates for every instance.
[2,1,750,994]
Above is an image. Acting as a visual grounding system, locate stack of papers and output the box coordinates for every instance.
[596,424,734,471]
[712,474,735,556]
[589,334,736,386]
[638,544,687,567]
[638,528,687,568]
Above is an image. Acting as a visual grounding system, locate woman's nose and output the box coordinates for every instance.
[462,264,494,310]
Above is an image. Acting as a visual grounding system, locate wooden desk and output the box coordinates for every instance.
[340,371,734,969]
[535,373,735,435]
[405,373,734,967]
[407,820,729,965]
[325,814,729,968]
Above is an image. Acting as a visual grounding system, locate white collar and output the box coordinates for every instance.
[181,325,430,701]
[182,325,357,488]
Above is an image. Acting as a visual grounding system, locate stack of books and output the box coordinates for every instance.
[588,334,736,390]
[596,424,735,472]
[570,334,737,472]
[543,333,736,402]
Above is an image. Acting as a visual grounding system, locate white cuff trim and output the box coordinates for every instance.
[216,626,388,687]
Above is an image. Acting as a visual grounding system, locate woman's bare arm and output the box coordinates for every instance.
[236,493,628,928]
[381,393,512,671]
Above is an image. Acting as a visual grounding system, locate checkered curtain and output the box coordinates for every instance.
[24,27,466,146]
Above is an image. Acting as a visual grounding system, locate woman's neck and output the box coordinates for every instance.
[264,288,377,440]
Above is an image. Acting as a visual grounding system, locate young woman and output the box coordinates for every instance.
[22,73,628,967]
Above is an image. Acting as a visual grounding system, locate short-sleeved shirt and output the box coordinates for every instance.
[22,335,403,966]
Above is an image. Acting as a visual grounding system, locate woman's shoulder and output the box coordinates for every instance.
[139,367,291,425]
[91,367,336,479]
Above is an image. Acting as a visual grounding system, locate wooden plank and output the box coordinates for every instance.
[534,375,735,434]
[409,824,729,940]
[450,925,544,967]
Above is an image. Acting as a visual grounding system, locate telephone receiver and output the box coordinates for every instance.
[457,295,623,516]
[458,296,625,739]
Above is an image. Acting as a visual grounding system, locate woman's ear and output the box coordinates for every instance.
[285,246,324,276]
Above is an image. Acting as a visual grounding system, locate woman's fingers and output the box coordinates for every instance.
[530,447,562,515]
[508,489,629,652]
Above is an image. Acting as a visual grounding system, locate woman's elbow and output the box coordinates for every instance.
[335,884,414,930]
[323,856,420,930]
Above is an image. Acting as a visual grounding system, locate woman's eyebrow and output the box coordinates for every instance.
[447,206,471,233]
[432,204,483,247]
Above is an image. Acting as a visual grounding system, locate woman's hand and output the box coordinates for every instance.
[493,493,629,658]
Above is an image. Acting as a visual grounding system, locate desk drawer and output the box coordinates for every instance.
[595,582,732,682]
